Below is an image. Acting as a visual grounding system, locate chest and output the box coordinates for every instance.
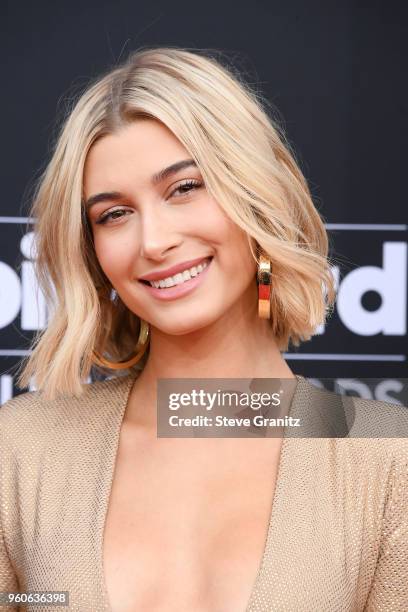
[102,430,283,612]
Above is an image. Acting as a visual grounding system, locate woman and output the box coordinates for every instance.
[0,47,407,612]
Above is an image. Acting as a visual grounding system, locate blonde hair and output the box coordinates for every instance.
[16,45,336,400]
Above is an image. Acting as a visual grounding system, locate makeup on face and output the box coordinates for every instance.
[138,257,213,301]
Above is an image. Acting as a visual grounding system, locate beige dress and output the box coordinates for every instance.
[0,373,407,611]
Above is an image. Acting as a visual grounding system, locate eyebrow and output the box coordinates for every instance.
[84,158,198,210]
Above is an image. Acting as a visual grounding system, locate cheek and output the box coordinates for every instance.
[234,248,258,287]
[222,225,257,279]
[199,204,257,280]
[93,234,134,281]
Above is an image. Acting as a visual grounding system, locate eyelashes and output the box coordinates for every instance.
[172,179,203,197]
[95,179,204,225]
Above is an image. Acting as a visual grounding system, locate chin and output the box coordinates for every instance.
[153,312,220,336]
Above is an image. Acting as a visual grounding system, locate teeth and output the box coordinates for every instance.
[149,259,210,288]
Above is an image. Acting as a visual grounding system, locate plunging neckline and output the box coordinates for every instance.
[97,372,306,612]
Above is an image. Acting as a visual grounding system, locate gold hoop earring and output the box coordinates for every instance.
[257,254,272,319]
[92,319,150,370]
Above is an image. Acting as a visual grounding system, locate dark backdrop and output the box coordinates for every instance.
[1,1,407,404]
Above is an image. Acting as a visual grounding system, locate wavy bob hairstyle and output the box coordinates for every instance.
[16,46,336,400]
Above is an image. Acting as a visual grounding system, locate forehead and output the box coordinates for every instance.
[83,119,190,194]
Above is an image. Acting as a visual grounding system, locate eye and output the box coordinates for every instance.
[94,179,204,225]
[95,209,132,225]
[170,179,203,198]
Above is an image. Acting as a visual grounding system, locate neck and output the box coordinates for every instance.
[126,288,295,428]
[145,319,292,380]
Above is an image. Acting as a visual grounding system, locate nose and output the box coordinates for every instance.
[138,206,181,260]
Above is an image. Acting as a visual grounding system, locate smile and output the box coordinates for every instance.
[138,257,213,301]
[148,258,210,288]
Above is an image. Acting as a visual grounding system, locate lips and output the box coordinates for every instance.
[139,256,212,283]
[139,255,213,301]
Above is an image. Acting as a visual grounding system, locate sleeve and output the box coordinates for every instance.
[0,518,19,610]
[364,446,408,611]
[0,407,19,611]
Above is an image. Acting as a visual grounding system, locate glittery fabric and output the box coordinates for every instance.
[1,374,407,611]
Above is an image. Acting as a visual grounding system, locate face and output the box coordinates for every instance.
[83,119,258,335]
